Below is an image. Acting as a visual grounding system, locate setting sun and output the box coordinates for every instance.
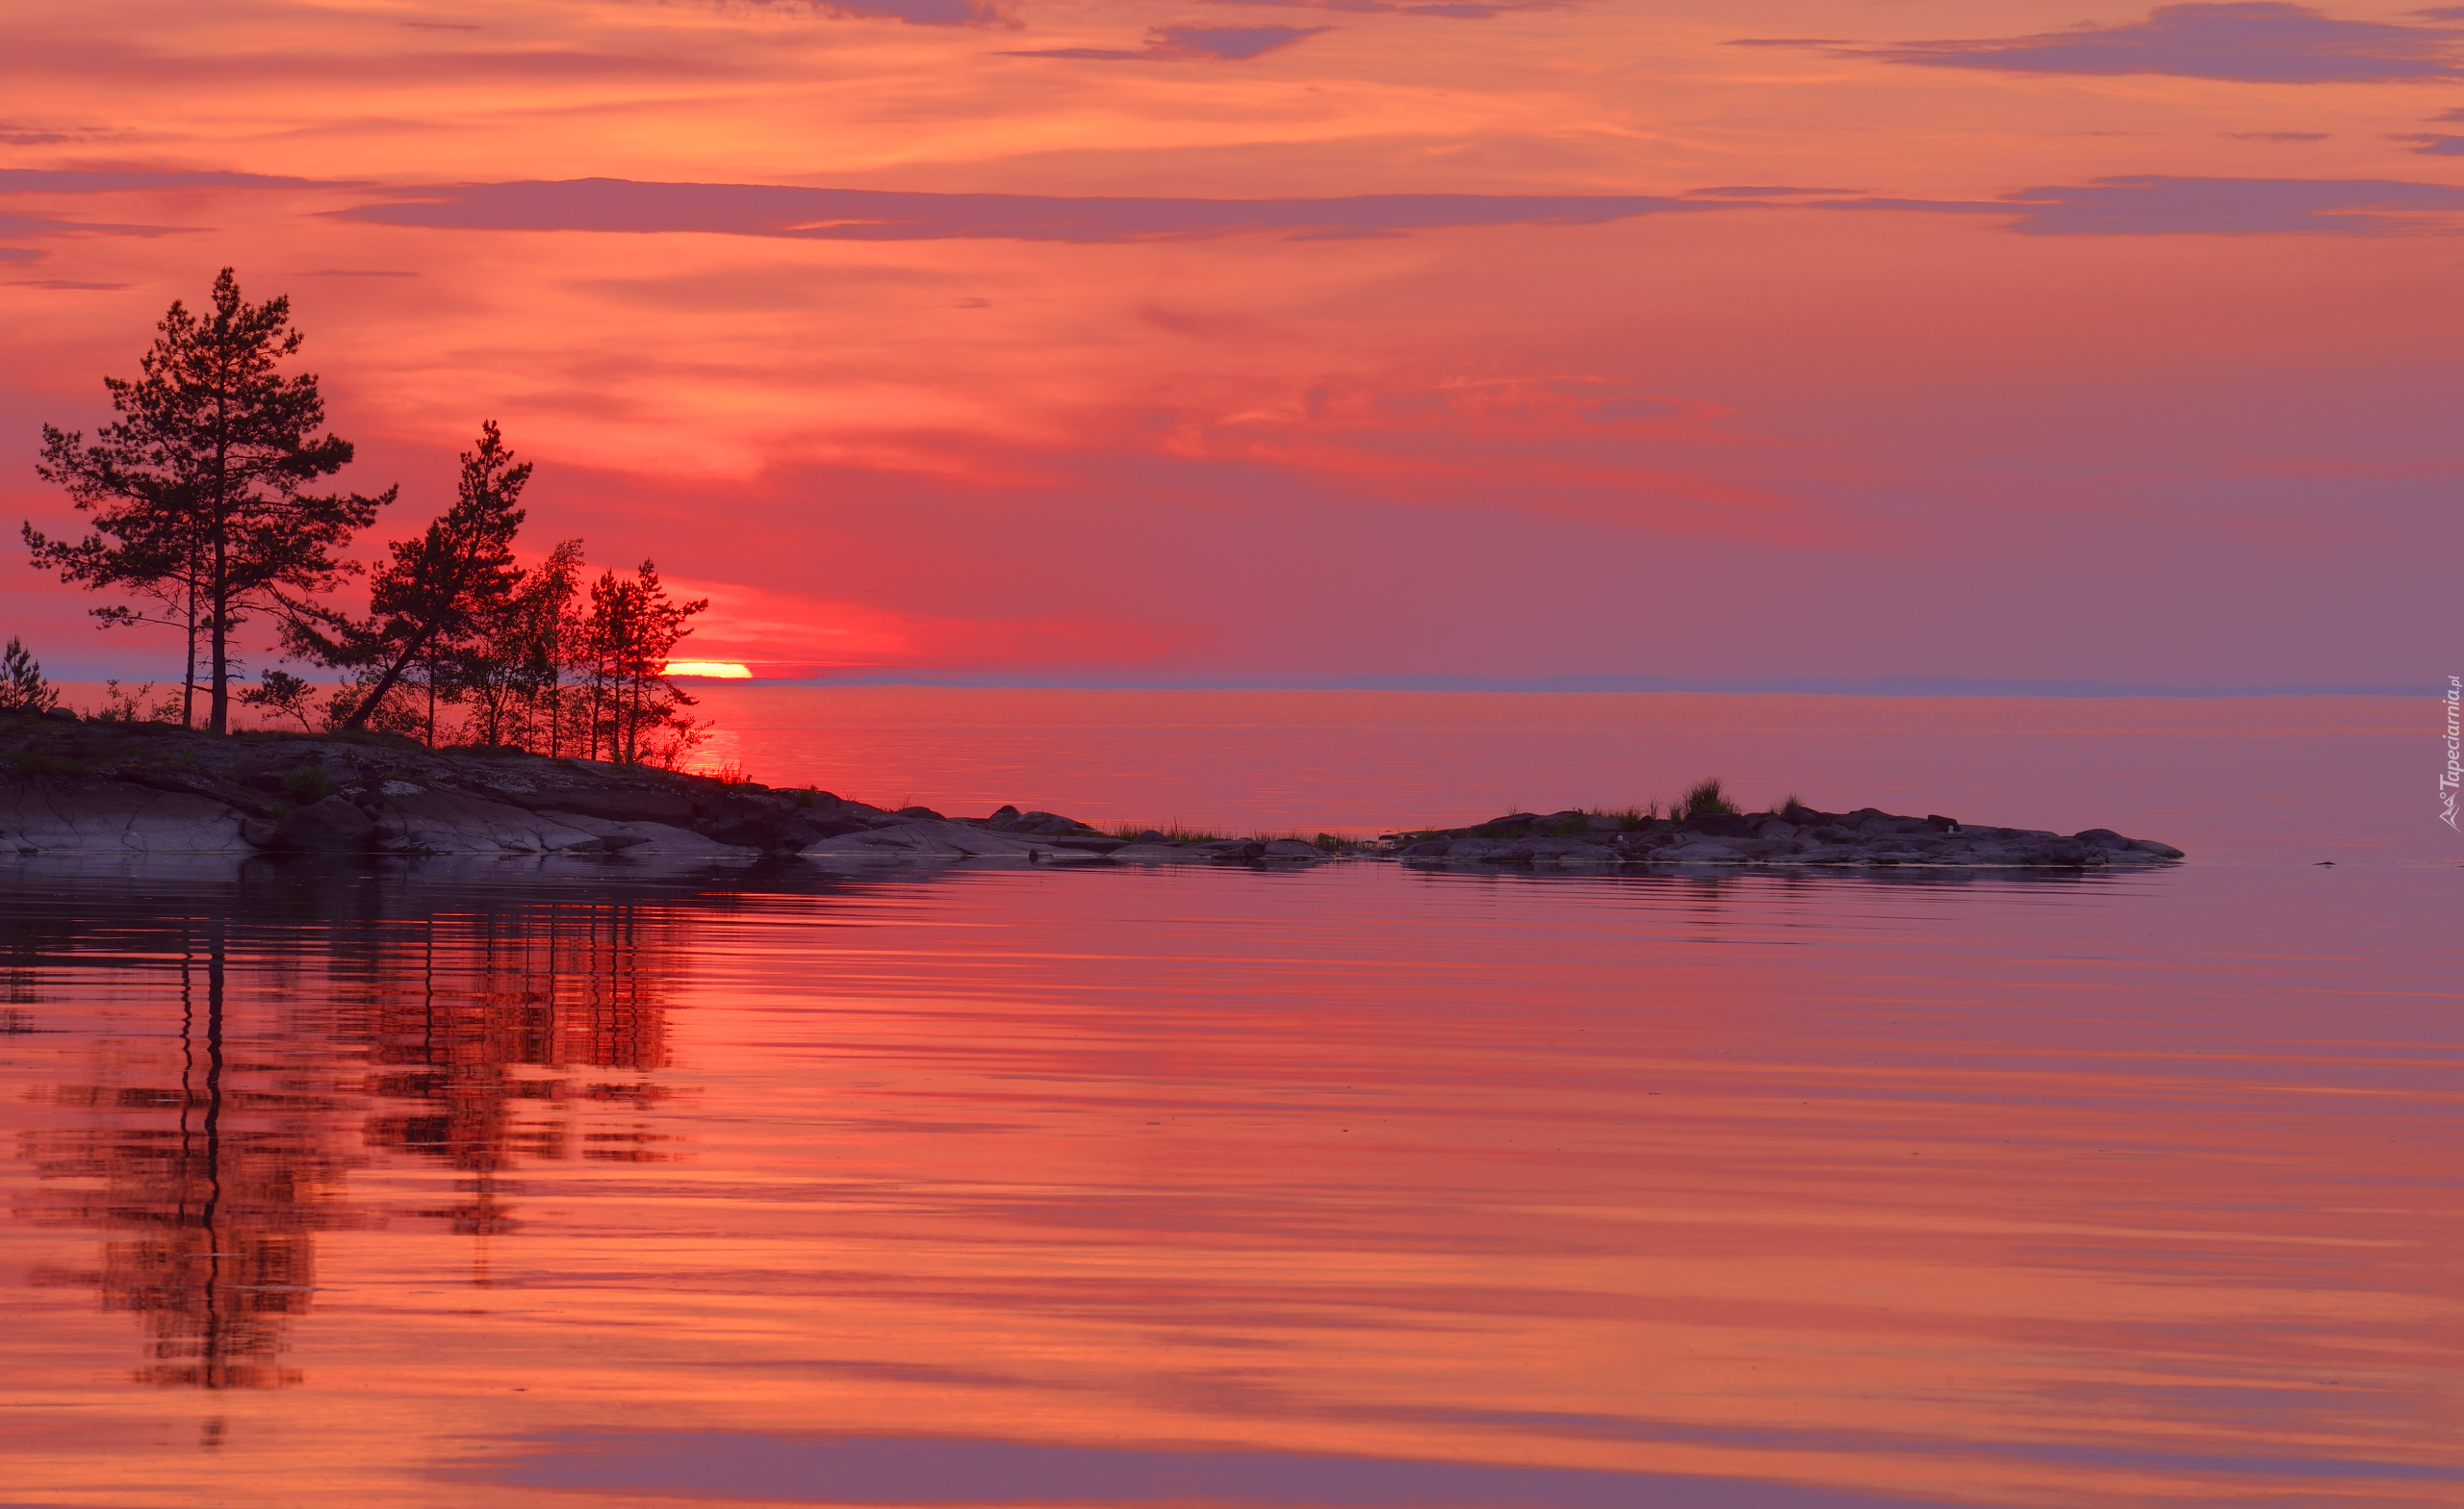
[662,661,752,679]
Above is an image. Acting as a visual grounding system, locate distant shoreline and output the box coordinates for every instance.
[2,715,2184,869]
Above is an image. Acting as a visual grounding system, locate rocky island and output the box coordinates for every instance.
[0,716,2183,869]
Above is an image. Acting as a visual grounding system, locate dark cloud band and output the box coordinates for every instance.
[1205,0,1553,16]
[1734,3,2464,84]
[1993,174,2464,233]
[1001,24,1324,60]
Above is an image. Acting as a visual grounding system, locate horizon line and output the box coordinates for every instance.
[713,673,2428,698]
[37,671,2432,699]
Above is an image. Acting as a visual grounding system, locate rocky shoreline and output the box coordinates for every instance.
[0,716,2183,868]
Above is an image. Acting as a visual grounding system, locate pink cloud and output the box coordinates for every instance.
[1128,376,1886,549]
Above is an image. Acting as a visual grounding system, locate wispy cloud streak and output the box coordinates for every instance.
[328,178,1712,242]
[1002,24,1325,60]
[320,175,2464,243]
[719,0,1019,25]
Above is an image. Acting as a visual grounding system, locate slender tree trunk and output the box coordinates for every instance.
[339,544,481,730]
[340,631,437,732]
[181,580,198,730]
[208,537,229,735]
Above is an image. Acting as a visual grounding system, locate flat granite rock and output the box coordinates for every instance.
[0,783,248,855]
[804,819,1054,860]
[376,789,629,856]
[551,814,752,855]
[0,716,872,857]
[1657,840,1747,862]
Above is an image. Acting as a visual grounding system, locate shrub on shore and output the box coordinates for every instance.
[1106,822,1231,843]
[1,637,60,715]
[1679,777,1737,819]
[282,765,335,804]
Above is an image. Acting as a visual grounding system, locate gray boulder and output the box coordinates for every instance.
[985,807,1102,836]
[1103,842,1189,862]
[272,795,376,851]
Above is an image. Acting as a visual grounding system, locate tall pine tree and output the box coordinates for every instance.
[28,269,395,733]
[577,560,707,765]
[458,537,584,751]
[292,420,530,732]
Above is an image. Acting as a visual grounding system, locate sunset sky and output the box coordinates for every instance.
[3,1,2454,687]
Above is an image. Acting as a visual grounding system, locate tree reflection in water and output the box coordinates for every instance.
[10,862,696,1390]
[20,917,358,1391]
[344,899,678,1258]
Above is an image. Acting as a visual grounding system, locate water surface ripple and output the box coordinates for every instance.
[0,857,2455,1508]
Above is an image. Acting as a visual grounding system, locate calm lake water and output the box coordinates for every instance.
[3,693,2458,1508]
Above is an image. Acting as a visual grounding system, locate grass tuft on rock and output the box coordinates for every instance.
[282,765,335,804]
[1679,777,1738,819]
[1106,822,1231,843]
[5,750,93,776]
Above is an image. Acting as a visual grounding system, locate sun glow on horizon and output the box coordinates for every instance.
[664,661,753,679]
